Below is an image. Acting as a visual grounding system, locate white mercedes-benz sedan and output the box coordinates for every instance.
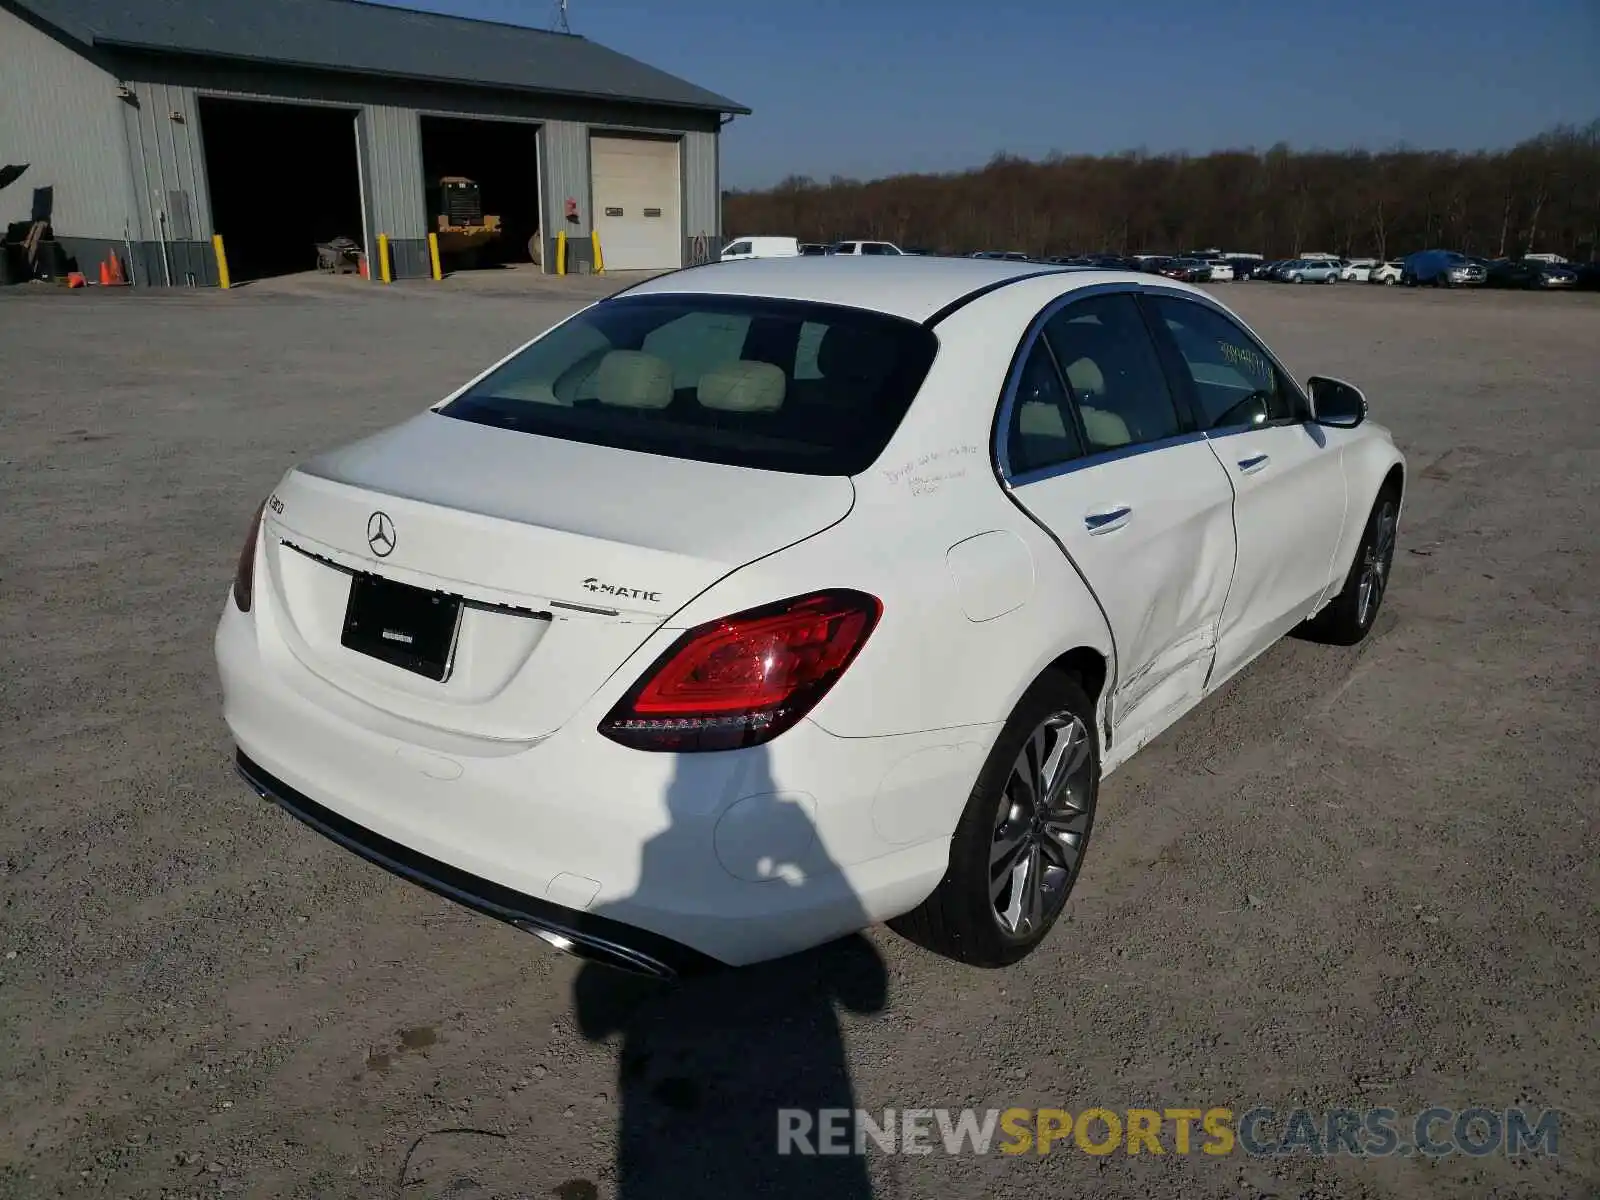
[217,257,1404,976]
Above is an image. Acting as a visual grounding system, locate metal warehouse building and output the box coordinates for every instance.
[0,0,747,284]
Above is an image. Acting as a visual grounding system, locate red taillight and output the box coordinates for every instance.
[232,500,266,612]
[599,589,882,752]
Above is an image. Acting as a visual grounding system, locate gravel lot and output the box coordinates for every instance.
[2,272,1596,1199]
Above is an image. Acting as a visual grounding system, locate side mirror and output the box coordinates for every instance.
[1308,376,1367,428]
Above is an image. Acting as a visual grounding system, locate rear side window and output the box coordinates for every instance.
[441,295,939,476]
[1041,294,1182,452]
[1148,295,1298,429]
[1005,341,1084,475]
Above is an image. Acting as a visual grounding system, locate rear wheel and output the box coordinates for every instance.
[890,673,1098,967]
[1299,489,1399,646]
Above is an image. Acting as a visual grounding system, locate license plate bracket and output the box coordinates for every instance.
[340,574,462,681]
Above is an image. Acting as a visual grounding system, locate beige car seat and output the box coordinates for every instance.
[698,360,786,413]
[594,350,674,410]
[1059,354,1131,448]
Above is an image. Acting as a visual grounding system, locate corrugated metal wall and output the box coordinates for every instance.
[0,6,135,239]
[682,129,719,263]
[539,119,592,269]
[120,81,212,245]
[360,105,426,239]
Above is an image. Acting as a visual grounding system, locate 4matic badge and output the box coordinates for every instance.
[582,577,662,603]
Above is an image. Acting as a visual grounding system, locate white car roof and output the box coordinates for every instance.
[615,257,1171,323]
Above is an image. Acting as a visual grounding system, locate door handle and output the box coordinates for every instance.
[1237,453,1270,473]
[1084,505,1133,535]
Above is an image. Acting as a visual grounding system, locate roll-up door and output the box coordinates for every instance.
[591,135,682,271]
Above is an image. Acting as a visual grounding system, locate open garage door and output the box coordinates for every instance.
[591,134,682,271]
[419,115,541,272]
[198,97,364,283]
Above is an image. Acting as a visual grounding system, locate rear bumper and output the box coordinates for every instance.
[217,595,991,967]
[236,750,715,977]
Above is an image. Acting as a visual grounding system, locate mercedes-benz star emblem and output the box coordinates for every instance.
[366,511,396,558]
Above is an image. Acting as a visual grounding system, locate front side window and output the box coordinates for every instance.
[723,241,752,256]
[1041,293,1183,453]
[1149,295,1299,430]
[441,296,939,476]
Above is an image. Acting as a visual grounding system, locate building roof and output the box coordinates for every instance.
[10,0,749,114]
[615,257,1162,324]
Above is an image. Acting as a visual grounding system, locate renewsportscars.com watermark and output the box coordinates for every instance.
[778,1106,1563,1158]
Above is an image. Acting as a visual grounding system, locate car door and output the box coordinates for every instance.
[1143,292,1349,689]
[999,290,1237,753]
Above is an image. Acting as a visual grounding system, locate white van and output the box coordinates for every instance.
[720,236,800,261]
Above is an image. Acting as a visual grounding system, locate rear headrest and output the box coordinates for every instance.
[698,360,786,413]
[595,350,673,410]
[1062,356,1105,396]
[817,325,894,383]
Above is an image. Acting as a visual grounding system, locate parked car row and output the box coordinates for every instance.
[1243,250,1596,290]
[723,238,1600,290]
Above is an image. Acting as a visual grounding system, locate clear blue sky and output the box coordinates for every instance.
[390,0,1599,189]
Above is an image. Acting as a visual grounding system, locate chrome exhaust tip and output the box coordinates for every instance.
[517,921,678,979]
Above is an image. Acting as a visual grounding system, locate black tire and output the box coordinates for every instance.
[1298,487,1400,646]
[889,671,1099,967]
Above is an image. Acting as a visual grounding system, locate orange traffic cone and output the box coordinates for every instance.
[107,250,125,285]
[67,272,87,288]
[98,258,112,286]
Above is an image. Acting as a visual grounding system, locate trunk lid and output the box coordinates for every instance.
[260,412,854,741]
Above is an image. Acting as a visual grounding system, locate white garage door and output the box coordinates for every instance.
[591,135,682,271]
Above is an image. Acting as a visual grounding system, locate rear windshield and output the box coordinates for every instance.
[440,294,940,476]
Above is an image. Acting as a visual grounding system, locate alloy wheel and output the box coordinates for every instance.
[989,712,1094,937]
[1357,501,1397,627]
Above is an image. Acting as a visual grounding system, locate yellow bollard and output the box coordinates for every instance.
[427,232,442,281]
[556,229,567,276]
[590,230,604,275]
[212,233,231,290]
[377,234,392,283]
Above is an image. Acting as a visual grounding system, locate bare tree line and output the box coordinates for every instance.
[723,122,1600,261]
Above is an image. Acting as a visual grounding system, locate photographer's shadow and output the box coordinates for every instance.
[572,745,888,1198]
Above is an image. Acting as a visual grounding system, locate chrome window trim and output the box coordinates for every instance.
[993,282,1318,486]
[991,281,1317,487]
[1009,430,1211,487]
[1203,416,1303,441]
[991,281,1169,483]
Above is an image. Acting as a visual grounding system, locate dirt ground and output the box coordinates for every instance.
[1,272,1596,1199]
